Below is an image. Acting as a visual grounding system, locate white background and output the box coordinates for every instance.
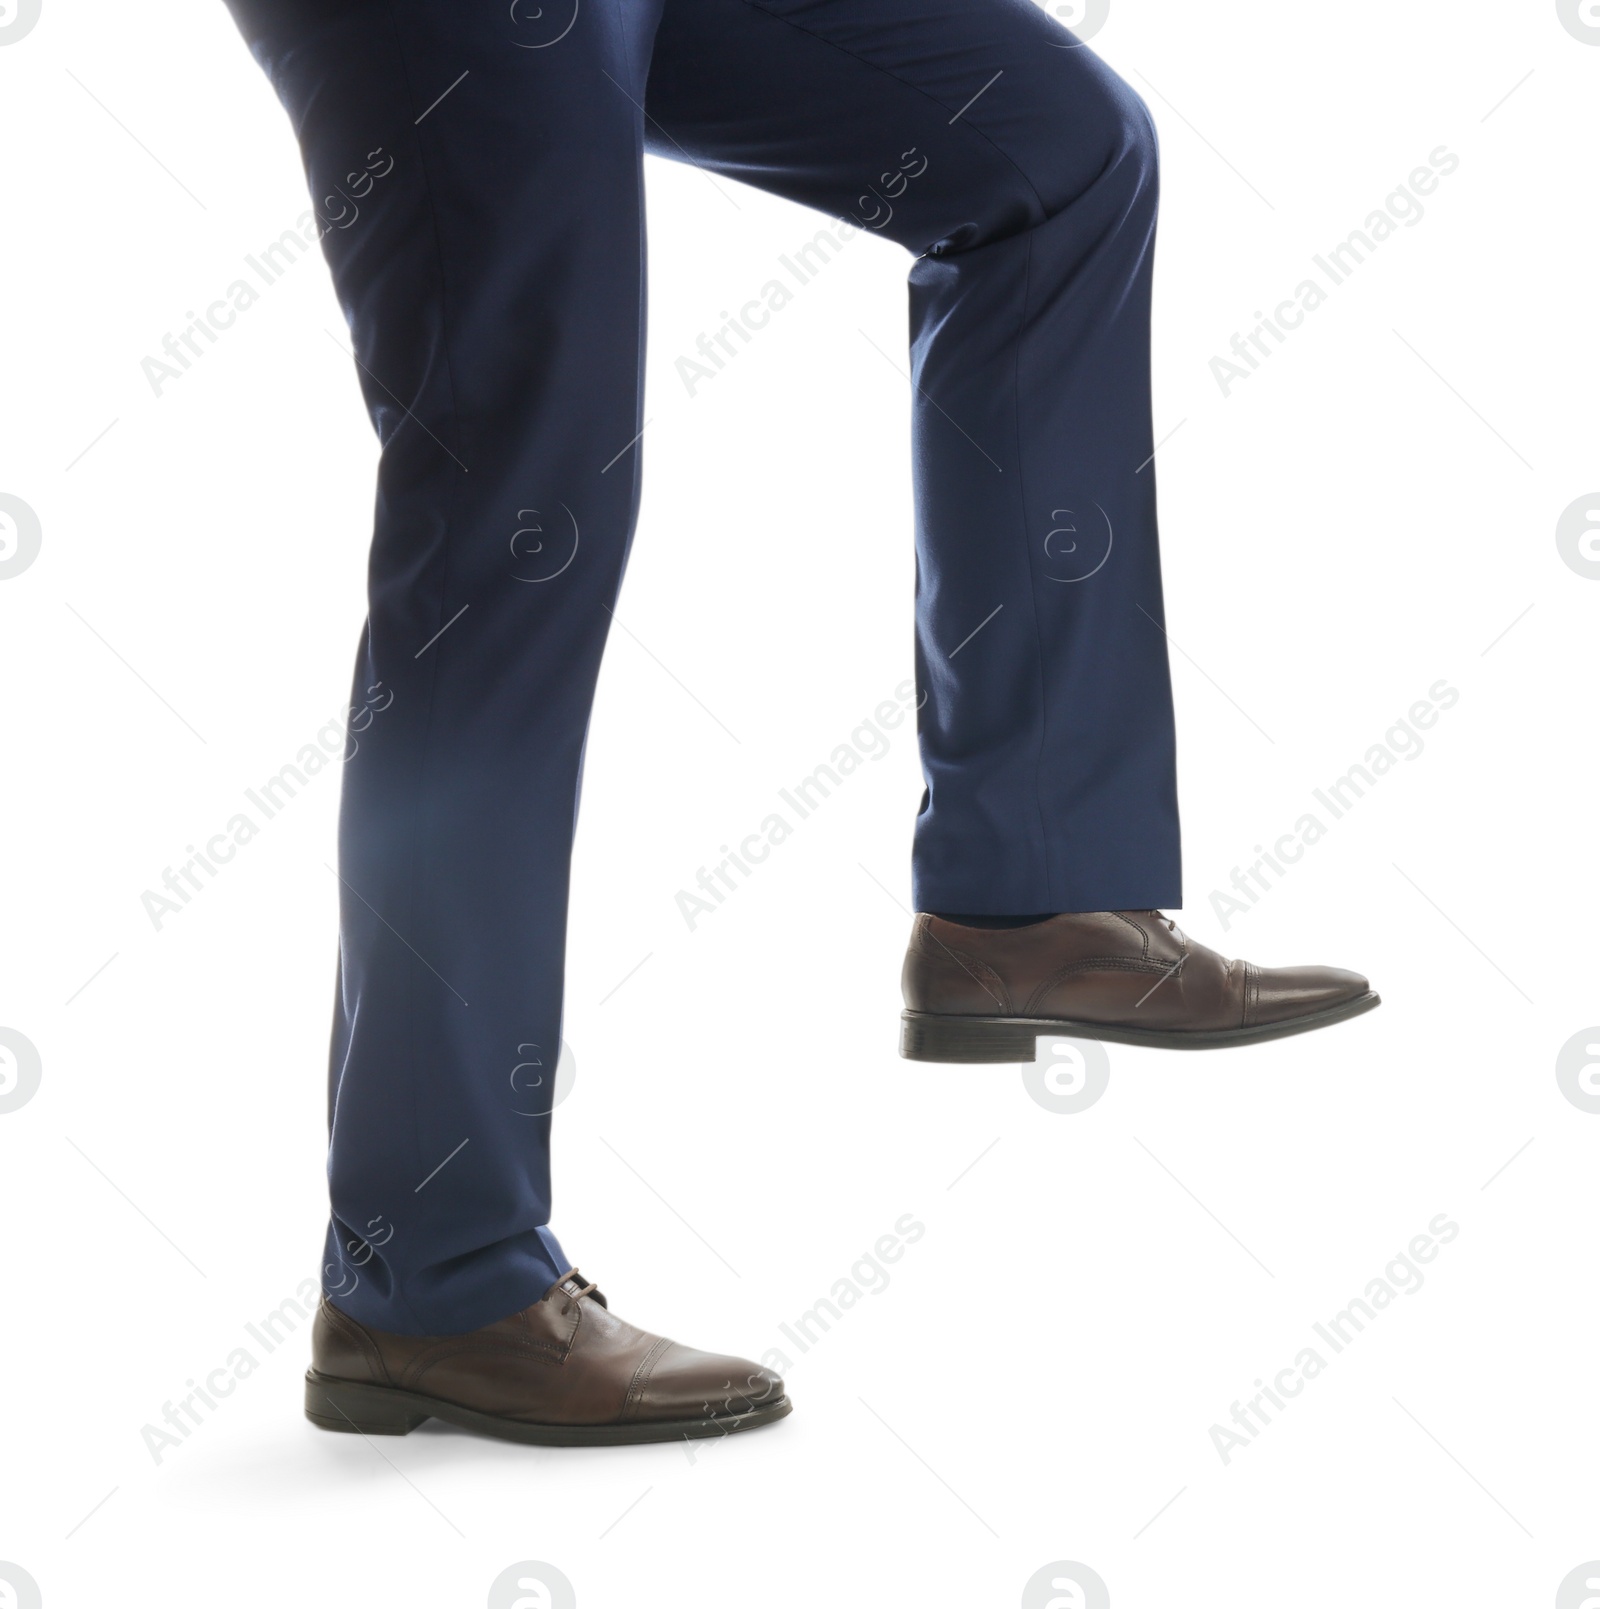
[2,1,1597,1605]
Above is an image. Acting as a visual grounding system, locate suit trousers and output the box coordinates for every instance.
[224,0,1180,1333]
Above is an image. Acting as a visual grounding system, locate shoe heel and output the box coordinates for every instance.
[304,1371,428,1435]
[899,1011,1041,1064]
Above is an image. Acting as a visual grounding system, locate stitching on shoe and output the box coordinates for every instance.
[1023,956,1173,1015]
[925,926,1010,1011]
[621,1336,674,1422]
[323,1301,393,1387]
[1110,911,1151,958]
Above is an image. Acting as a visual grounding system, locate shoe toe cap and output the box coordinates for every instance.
[1253,964,1371,1025]
[631,1342,786,1423]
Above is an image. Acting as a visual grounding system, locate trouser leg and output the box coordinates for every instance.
[224,0,659,1333]
[647,0,1181,913]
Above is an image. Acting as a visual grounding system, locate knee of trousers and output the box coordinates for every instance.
[928,64,1157,259]
[1028,67,1159,226]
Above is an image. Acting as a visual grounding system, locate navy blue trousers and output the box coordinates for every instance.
[225,0,1180,1334]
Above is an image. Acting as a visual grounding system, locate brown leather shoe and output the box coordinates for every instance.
[901,911,1378,1058]
[304,1271,789,1446]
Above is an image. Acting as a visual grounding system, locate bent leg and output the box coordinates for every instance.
[647,0,1180,911]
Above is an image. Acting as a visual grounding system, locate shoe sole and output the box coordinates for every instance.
[304,1369,792,1446]
[900,991,1381,1060]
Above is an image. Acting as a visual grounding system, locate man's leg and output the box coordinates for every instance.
[224,0,659,1335]
[227,0,791,1444]
[648,0,1179,914]
[647,0,1375,1051]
